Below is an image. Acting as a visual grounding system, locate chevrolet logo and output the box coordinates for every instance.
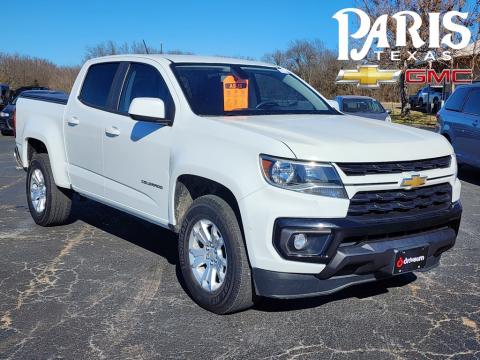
[336,65,401,88]
[400,174,427,189]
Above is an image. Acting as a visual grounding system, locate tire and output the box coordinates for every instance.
[178,195,253,314]
[26,153,72,226]
[418,98,424,110]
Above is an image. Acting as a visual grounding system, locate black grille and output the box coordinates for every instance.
[348,183,452,218]
[337,156,451,176]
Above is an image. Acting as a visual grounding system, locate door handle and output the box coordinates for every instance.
[67,116,80,126]
[105,126,120,137]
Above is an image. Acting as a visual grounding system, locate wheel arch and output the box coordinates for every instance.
[171,174,244,234]
[22,131,70,188]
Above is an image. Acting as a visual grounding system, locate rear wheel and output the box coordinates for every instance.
[178,195,253,314]
[26,153,72,226]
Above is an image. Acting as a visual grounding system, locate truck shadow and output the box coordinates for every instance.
[71,196,417,313]
[71,196,179,265]
[253,273,416,312]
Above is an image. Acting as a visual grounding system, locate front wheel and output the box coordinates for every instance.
[178,195,253,314]
[26,153,73,226]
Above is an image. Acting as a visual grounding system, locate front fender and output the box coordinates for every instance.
[167,123,295,225]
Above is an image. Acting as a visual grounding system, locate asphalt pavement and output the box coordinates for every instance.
[0,134,479,360]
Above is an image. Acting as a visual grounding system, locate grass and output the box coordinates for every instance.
[382,102,438,128]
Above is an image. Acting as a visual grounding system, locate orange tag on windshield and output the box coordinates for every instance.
[223,75,248,111]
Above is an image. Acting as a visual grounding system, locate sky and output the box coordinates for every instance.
[3,0,356,66]
[3,0,478,67]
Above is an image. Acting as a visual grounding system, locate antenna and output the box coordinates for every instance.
[142,40,149,54]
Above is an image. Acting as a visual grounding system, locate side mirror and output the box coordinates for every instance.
[386,109,392,114]
[128,97,171,125]
[328,100,340,111]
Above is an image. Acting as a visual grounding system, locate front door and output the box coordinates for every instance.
[102,61,176,224]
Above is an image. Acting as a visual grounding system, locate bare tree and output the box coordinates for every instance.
[83,40,193,61]
[0,53,79,93]
[263,39,344,99]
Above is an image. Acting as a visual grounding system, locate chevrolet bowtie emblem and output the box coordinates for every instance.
[336,65,401,88]
[400,174,427,189]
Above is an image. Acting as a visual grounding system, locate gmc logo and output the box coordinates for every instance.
[405,69,472,84]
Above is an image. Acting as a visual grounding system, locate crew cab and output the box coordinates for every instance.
[15,55,462,314]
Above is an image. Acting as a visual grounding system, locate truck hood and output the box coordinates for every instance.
[343,112,388,121]
[211,114,451,162]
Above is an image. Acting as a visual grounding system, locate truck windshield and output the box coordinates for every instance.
[342,98,385,113]
[171,63,335,116]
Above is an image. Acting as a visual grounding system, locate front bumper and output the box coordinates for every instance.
[253,202,462,299]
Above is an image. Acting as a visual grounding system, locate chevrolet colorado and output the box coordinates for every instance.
[15,55,462,314]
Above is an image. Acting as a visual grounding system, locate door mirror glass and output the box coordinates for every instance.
[128,97,167,122]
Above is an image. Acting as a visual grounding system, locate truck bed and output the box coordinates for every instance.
[15,90,71,187]
[19,90,68,105]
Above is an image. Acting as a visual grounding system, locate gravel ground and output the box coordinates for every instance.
[0,135,478,360]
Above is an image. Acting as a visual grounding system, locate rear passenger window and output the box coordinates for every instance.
[118,63,175,120]
[444,87,470,112]
[462,89,480,116]
[79,62,120,109]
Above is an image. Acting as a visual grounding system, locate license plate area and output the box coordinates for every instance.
[393,246,428,274]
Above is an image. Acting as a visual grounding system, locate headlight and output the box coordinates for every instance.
[260,155,347,198]
[0,112,8,117]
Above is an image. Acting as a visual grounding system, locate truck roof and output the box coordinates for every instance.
[89,54,276,68]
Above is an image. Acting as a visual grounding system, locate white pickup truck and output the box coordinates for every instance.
[15,55,462,314]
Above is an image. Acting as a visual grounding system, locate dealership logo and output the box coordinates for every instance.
[400,174,427,189]
[333,8,472,62]
[333,8,473,86]
[396,255,425,268]
[405,69,472,84]
[336,65,401,88]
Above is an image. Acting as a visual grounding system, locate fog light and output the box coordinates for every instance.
[293,233,308,250]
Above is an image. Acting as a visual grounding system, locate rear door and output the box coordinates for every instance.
[64,62,123,197]
[102,61,176,224]
[460,88,480,167]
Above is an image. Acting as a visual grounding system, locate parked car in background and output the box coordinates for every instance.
[437,83,480,168]
[0,84,9,110]
[334,95,391,121]
[0,95,17,135]
[409,89,422,108]
[412,86,448,113]
[1,87,51,135]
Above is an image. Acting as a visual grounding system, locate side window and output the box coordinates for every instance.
[79,62,120,109]
[119,63,175,120]
[444,87,470,112]
[462,89,480,116]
